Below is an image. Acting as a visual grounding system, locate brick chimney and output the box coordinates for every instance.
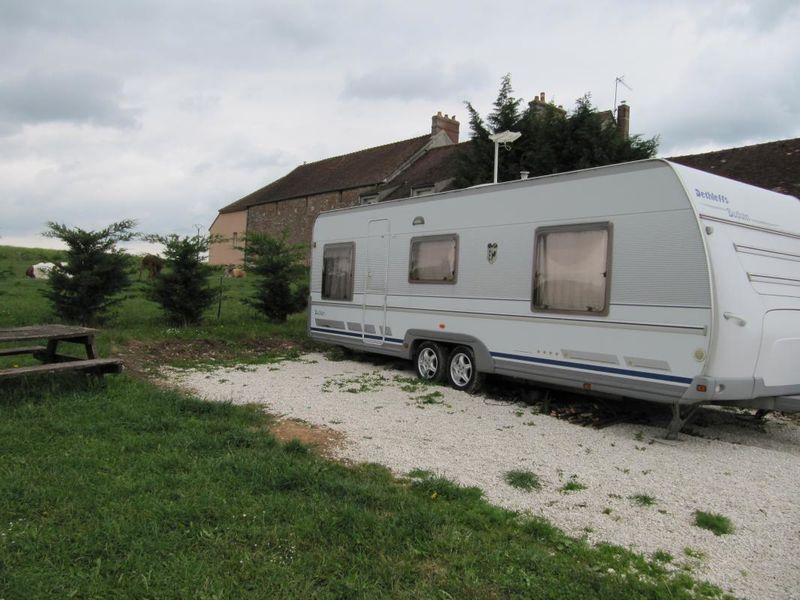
[528,91,565,116]
[431,112,459,143]
[616,101,630,140]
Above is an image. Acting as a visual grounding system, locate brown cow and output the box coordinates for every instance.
[140,254,165,280]
[224,266,246,278]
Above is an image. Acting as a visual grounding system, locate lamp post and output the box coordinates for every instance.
[489,130,522,184]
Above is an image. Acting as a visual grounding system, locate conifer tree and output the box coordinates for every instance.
[456,75,658,187]
[147,234,215,326]
[243,232,307,323]
[42,220,135,325]
[487,73,522,133]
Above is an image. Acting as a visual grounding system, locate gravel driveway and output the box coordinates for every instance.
[168,353,800,600]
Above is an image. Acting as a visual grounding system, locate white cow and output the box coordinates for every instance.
[30,262,60,279]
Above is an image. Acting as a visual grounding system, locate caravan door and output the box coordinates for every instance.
[362,219,390,345]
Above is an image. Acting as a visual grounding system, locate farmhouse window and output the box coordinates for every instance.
[411,186,435,197]
[409,234,458,283]
[360,194,379,205]
[322,242,355,301]
[533,223,611,314]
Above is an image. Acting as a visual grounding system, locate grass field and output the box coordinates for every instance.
[0,245,727,598]
[0,245,313,368]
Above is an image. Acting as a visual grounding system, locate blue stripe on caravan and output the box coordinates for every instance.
[310,326,690,384]
[309,326,404,345]
[490,351,693,384]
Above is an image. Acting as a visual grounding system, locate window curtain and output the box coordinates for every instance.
[322,245,353,300]
[410,238,456,281]
[535,229,608,311]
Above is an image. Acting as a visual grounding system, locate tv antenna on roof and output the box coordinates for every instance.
[614,76,632,108]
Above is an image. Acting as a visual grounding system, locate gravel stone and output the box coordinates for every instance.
[168,353,800,600]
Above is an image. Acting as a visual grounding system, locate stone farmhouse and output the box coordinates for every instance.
[208,112,462,265]
[209,101,799,266]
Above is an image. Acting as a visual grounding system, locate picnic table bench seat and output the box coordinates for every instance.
[0,358,123,380]
[0,325,123,381]
[0,345,47,357]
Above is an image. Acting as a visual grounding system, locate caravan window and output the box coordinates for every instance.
[409,234,458,283]
[322,242,355,301]
[532,223,611,314]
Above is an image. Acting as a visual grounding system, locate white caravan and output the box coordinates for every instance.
[308,159,800,435]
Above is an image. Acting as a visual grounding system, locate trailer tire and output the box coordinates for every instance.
[447,346,485,394]
[414,341,447,383]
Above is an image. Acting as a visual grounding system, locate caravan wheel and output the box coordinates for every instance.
[414,341,447,383]
[447,346,485,394]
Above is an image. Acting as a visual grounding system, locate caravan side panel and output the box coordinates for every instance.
[310,161,715,403]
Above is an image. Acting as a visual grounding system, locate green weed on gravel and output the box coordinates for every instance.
[684,547,707,560]
[631,494,657,507]
[321,371,389,393]
[413,391,445,406]
[560,476,588,494]
[504,470,542,492]
[694,511,734,536]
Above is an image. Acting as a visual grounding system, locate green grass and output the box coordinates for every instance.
[694,511,734,536]
[406,469,435,479]
[0,244,317,370]
[0,245,728,597]
[504,470,542,492]
[0,376,727,598]
[653,550,674,564]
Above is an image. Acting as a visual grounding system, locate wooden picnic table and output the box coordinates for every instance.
[0,325,123,380]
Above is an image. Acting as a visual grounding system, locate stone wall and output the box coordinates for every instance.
[247,185,375,253]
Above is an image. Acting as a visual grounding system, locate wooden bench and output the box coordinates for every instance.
[0,325,123,381]
[0,345,47,357]
[0,358,123,380]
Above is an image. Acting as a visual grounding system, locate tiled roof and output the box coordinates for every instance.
[381,143,468,201]
[669,137,800,198]
[220,134,431,213]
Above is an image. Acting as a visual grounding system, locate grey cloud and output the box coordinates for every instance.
[0,70,139,133]
[342,61,490,102]
[0,1,151,29]
[1,0,799,249]
[192,143,291,175]
[179,94,221,112]
[0,1,329,69]
[228,149,290,172]
[719,0,799,32]
[657,40,800,153]
[145,3,332,69]
[661,113,788,154]
[658,87,799,154]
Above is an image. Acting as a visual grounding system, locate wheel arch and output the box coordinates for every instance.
[404,330,494,373]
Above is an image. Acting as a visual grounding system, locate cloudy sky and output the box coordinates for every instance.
[1,0,798,251]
